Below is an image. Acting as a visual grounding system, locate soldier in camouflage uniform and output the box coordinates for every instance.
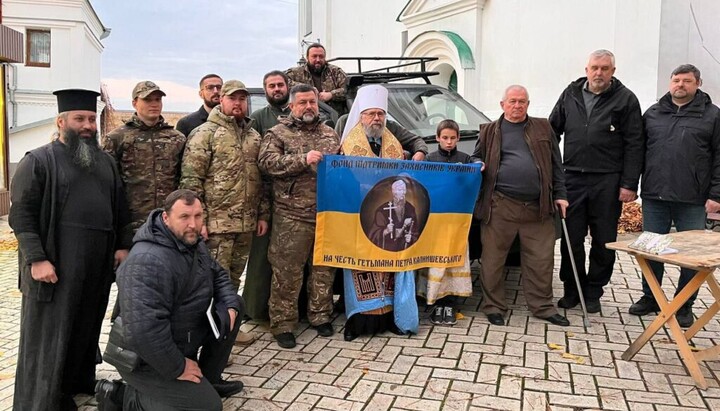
[259,83,340,349]
[243,70,292,322]
[286,43,348,116]
[181,80,270,295]
[103,81,186,234]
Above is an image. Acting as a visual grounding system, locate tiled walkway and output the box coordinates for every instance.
[1,217,719,410]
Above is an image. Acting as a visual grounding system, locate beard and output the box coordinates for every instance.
[203,97,220,108]
[178,230,199,246]
[64,128,100,170]
[266,92,289,107]
[301,113,318,124]
[308,63,324,75]
[364,123,384,139]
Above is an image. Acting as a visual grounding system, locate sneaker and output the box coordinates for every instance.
[234,331,257,346]
[443,306,457,325]
[94,379,123,411]
[275,332,296,349]
[676,305,694,328]
[629,295,659,316]
[430,306,444,325]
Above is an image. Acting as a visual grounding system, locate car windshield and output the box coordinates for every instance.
[386,86,490,138]
[249,94,268,114]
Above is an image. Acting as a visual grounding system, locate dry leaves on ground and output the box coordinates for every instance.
[561,352,586,364]
[0,238,18,251]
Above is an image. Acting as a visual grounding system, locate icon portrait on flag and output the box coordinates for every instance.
[360,176,429,251]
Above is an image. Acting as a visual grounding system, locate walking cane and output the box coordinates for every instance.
[560,214,592,329]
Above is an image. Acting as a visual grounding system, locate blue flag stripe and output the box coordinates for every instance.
[317,155,482,213]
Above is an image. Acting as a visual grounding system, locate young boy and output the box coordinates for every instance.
[418,119,473,325]
[425,119,472,163]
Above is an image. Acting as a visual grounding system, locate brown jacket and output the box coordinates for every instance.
[472,115,566,223]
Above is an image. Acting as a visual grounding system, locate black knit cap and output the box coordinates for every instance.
[53,89,100,113]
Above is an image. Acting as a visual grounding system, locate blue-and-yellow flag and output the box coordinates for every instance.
[313,155,482,271]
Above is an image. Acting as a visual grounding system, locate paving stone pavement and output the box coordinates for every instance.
[1,215,719,410]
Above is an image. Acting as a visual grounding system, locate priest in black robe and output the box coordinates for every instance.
[10,89,131,411]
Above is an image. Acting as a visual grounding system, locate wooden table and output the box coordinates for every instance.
[606,230,720,389]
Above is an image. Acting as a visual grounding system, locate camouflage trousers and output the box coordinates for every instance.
[207,231,254,292]
[267,214,334,335]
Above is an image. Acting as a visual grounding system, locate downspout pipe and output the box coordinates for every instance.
[7,63,16,128]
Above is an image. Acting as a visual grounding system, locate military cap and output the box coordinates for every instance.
[221,80,249,96]
[53,89,100,113]
[132,81,166,99]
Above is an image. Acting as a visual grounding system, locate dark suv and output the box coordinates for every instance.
[382,83,490,154]
[334,57,491,154]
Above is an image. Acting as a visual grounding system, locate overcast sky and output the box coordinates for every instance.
[91,0,299,112]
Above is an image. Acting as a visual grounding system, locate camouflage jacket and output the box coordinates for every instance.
[285,63,348,115]
[103,114,186,232]
[259,115,340,223]
[180,106,270,234]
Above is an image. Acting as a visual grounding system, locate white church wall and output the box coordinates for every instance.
[657,0,720,104]
[477,0,662,119]
[301,1,717,122]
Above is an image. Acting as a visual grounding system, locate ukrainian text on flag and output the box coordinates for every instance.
[313,155,482,271]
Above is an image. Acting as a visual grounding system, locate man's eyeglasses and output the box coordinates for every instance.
[204,85,222,91]
[361,110,386,119]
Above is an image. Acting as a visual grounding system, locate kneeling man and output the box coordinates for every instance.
[97,190,244,410]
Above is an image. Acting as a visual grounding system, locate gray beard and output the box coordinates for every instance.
[364,124,384,139]
[393,198,406,222]
[301,113,318,124]
[64,129,100,170]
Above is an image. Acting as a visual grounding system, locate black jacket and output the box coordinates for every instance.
[115,209,242,380]
[549,77,644,191]
[426,148,471,164]
[641,90,720,204]
[175,106,210,137]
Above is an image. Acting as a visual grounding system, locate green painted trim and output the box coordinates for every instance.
[439,31,475,69]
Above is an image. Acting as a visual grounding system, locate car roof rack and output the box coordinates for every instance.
[328,57,439,84]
